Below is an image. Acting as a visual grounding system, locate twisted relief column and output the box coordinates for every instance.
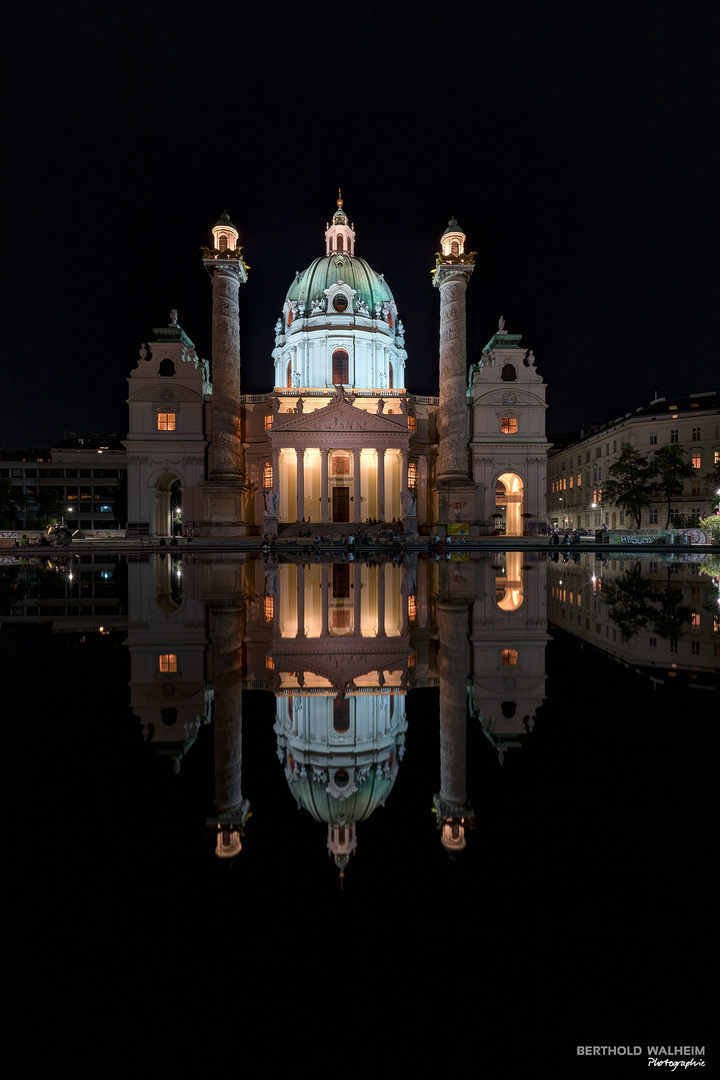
[435,266,473,480]
[205,261,247,482]
[433,255,477,526]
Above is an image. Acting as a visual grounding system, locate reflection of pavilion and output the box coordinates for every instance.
[270,560,410,880]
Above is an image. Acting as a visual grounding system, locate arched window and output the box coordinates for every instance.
[286,360,292,388]
[158,358,175,377]
[451,240,459,255]
[332,349,349,384]
[501,363,517,382]
[337,234,344,252]
[332,294,348,313]
[219,235,228,252]
[388,362,394,389]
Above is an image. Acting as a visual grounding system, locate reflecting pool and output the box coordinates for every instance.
[4,549,717,1072]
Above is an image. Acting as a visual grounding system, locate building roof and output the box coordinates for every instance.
[285,255,395,312]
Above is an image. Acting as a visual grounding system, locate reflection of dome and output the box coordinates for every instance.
[286,255,395,314]
[287,768,396,824]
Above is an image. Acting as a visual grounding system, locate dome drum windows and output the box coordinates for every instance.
[332,349,349,384]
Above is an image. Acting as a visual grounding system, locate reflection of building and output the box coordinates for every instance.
[125,199,548,537]
[547,391,719,530]
[469,552,549,764]
[270,560,410,880]
[547,553,720,682]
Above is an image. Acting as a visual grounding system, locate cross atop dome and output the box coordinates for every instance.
[326,189,355,255]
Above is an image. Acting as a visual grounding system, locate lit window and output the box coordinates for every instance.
[408,596,417,622]
[265,414,273,431]
[158,413,176,431]
[159,654,177,673]
[692,452,701,468]
[266,656,274,672]
[500,649,518,666]
[332,348,349,383]
[408,415,417,433]
[264,597,274,622]
[263,462,273,489]
[408,462,418,489]
[691,612,701,628]
[501,417,518,434]
[715,451,720,465]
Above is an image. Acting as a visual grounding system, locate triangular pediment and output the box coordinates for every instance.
[272,395,409,436]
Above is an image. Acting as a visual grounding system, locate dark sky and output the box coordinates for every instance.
[2,0,718,446]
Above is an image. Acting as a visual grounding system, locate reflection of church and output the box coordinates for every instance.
[125,550,549,874]
[124,197,548,537]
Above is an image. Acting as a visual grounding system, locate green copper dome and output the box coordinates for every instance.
[286,254,395,312]
[288,770,396,824]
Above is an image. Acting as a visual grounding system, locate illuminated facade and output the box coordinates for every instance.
[125,200,549,536]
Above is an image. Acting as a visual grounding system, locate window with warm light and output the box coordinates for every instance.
[264,597,274,622]
[266,656,274,672]
[263,463,273,489]
[408,415,416,433]
[500,649,518,666]
[159,654,177,673]
[692,452,701,468]
[408,462,418,489]
[332,348,349,383]
[158,413,176,431]
[408,596,417,622]
[501,417,518,434]
[264,414,273,431]
[691,612,701,628]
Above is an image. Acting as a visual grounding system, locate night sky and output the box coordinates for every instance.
[3,1,719,447]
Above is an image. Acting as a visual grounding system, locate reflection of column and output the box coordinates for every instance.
[321,563,329,636]
[209,603,249,858]
[296,563,305,638]
[377,448,386,520]
[353,449,361,522]
[272,447,280,504]
[434,601,474,852]
[320,448,329,523]
[296,448,305,522]
[377,563,385,637]
[353,560,361,634]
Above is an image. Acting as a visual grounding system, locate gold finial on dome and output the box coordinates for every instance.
[337,188,343,208]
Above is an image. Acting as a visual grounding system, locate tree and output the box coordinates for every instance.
[652,445,696,529]
[37,486,66,526]
[0,479,28,528]
[603,561,657,640]
[601,443,656,528]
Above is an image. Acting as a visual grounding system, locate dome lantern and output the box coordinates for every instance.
[325,189,356,255]
[212,211,239,253]
[440,217,466,259]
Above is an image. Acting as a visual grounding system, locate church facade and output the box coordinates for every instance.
[125,198,548,537]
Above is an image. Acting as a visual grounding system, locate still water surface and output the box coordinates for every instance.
[4,550,716,1074]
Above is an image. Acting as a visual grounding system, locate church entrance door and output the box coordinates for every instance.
[332,487,349,522]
